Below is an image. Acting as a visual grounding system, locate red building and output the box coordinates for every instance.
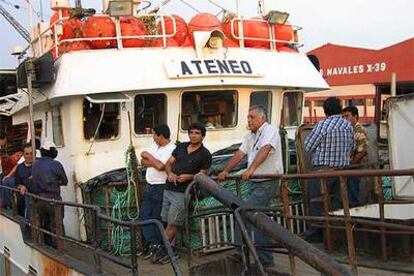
[305,37,414,124]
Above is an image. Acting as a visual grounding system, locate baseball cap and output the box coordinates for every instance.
[41,140,56,150]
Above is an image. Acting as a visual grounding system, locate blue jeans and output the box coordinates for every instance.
[347,177,360,207]
[306,176,341,237]
[235,179,279,265]
[140,184,165,248]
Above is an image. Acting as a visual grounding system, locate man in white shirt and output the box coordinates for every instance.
[140,124,176,259]
[218,105,283,269]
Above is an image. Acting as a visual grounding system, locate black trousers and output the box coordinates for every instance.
[37,193,64,248]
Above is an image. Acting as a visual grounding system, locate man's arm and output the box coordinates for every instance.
[352,152,367,164]
[56,163,68,186]
[165,155,177,182]
[217,150,245,180]
[241,144,272,180]
[304,124,322,152]
[141,151,166,171]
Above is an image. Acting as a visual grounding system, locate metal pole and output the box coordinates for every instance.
[26,59,37,161]
[194,174,351,276]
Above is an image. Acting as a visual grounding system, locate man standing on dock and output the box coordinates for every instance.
[153,123,212,264]
[140,124,176,259]
[218,105,284,269]
[303,97,355,242]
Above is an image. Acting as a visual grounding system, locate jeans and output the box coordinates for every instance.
[37,193,64,248]
[347,177,361,207]
[140,184,165,248]
[306,175,341,238]
[235,179,279,265]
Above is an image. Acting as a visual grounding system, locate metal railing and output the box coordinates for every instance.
[26,12,300,59]
[0,185,182,276]
[184,168,414,275]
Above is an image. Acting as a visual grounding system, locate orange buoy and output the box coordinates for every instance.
[188,13,222,35]
[61,18,83,39]
[150,38,179,47]
[120,16,147,47]
[180,35,194,47]
[274,23,294,48]
[224,19,270,49]
[157,15,188,46]
[223,37,239,47]
[50,9,70,34]
[51,41,91,59]
[82,15,116,49]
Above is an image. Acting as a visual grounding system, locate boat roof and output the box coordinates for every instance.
[46,47,328,99]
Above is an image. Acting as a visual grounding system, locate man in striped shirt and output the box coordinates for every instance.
[303,97,355,242]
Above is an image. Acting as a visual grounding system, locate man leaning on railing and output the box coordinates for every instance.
[31,141,68,248]
[218,105,284,270]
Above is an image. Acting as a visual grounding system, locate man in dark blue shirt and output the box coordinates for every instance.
[15,143,34,218]
[32,141,68,247]
[153,123,212,264]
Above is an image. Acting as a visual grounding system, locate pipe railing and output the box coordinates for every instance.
[184,168,414,275]
[0,185,182,276]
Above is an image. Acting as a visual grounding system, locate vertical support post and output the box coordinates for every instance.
[54,202,64,252]
[130,224,139,276]
[339,176,358,275]
[104,186,112,251]
[236,178,241,198]
[11,192,18,216]
[320,178,332,252]
[25,59,37,165]
[374,176,387,261]
[114,17,123,49]
[281,179,296,275]
[92,208,102,273]
[30,198,40,244]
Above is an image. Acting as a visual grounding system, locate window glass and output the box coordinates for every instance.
[181,90,237,130]
[366,98,375,106]
[83,99,120,140]
[250,91,272,122]
[135,94,167,134]
[314,100,324,107]
[281,91,303,127]
[348,98,364,106]
[51,106,64,146]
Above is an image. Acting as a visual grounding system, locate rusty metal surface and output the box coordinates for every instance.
[194,174,351,276]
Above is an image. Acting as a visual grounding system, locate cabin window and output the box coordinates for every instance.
[83,99,120,140]
[135,94,167,135]
[347,98,364,106]
[181,90,237,130]
[281,91,303,127]
[51,105,64,146]
[250,91,272,122]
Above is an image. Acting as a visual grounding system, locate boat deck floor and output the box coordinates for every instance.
[62,242,413,275]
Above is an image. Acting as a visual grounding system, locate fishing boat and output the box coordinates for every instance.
[0,0,412,275]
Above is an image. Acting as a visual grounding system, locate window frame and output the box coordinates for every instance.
[180,89,239,132]
[51,105,65,147]
[249,90,272,123]
[280,90,305,127]
[133,92,168,136]
[82,98,121,142]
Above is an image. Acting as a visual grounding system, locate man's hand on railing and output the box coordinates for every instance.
[217,170,229,181]
[17,185,27,195]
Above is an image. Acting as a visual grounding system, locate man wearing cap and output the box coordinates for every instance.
[32,141,68,247]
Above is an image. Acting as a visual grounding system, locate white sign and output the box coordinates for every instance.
[320,62,387,77]
[164,59,262,79]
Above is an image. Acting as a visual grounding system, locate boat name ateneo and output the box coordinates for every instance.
[165,59,262,79]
